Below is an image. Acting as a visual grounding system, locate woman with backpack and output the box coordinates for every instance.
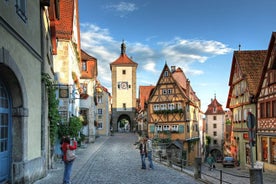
[61,136,77,184]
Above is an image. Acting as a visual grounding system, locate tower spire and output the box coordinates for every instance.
[121,40,126,55]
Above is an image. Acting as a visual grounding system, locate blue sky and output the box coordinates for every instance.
[78,0,276,112]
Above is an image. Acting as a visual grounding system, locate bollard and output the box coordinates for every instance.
[194,157,202,179]
[249,168,263,184]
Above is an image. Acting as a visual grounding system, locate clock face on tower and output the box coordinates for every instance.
[120,82,128,89]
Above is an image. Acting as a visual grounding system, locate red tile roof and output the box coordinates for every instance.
[56,0,74,40]
[139,85,155,111]
[227,50,267,107]
[230,50,267,95]
[205,96,225,114]
[172,67,200,103]
[110,42,138,67]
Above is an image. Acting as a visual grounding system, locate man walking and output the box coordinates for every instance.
[146,135,154,169]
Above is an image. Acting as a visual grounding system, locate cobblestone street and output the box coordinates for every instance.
[34,133,202,184]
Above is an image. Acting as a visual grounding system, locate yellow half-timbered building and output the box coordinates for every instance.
[147,64,201,163]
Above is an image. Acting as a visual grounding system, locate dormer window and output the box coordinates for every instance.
[82,61,87,71]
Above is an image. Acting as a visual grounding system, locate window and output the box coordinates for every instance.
[213,131,217,136]
[59,111,68,123]
[163,125,170,131]
[273,100,276,117]
[167,89,172,94]
[122,70,126,75]
[168,103,174,110]
[82,61,87,71]
[213,140,218,145]
[97,96,102,104]
[213,116,217,120]
[260,103,265,118]
[98,115,102,119]
[153,104,159,111]
[81,83,87,94]
[98,122,103,129]
[162,89,167,95]
[172,125,178,131]
[187,125,190,133]
[164,71,168,77]
[16,0,27,22]
[266,101,271,118]
[213,107,216,113]
[176,103,182,110]
[123,103,126,110]
[213,124,217,129]
[157,125,162,132]
[160,104,167,110]
[98,109,102,114]
[268,70,276,85]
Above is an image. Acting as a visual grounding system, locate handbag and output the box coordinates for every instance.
[66,146,76,162]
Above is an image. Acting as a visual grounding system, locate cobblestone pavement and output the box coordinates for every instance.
[34,133,202,184]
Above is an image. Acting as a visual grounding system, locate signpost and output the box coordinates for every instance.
[247,112,256,168]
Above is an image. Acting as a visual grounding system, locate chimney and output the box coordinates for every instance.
[171,66,176,73]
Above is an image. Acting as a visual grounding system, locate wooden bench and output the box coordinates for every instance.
[254,161,264,172]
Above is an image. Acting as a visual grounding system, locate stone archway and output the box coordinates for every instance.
[210,148,223,162]
[117,114,131,133]
[0,48,28,183]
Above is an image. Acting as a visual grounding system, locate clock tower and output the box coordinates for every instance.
[110,41,138,132]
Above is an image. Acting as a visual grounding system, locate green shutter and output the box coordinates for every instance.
[179,125,184,133]
[150,125,155,133]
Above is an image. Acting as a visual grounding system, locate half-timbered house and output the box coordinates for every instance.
[226,50,267,169]
[256,32,276,171]
[147,64,201,163]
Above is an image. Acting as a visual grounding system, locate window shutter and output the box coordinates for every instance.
[150,125,155,133]
[179,125,184,133]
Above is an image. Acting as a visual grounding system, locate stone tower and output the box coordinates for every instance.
[110,41,138,132]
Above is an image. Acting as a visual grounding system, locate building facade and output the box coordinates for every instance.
[205,96,225,161]
[147,64,201,164]
[0,0,55,183]
[95,84,111,136]
[227,50,267,169]
[79,50,98,142]
[110,42,138,132]
[256,32,276,171]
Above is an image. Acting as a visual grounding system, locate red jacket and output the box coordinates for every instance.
[61,141,77,161]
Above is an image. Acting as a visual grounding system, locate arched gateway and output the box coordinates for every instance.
[110,42,138,132]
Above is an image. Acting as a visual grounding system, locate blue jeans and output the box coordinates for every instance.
[147,151,154,169]
[63,160,74,184]
[140,153,146,169]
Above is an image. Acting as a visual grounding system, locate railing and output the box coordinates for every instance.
[152,143,251,184]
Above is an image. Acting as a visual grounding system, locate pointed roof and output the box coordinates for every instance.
[110,41,138,68]
[172,67,200,104]
[139,85,155,111]
[149,64,200,108]
[256,32,276,98]
[227,50,267,107]
[205,95,225,114]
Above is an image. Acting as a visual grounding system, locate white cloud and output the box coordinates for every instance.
[104,2,138,17]
[80,23,232,93]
